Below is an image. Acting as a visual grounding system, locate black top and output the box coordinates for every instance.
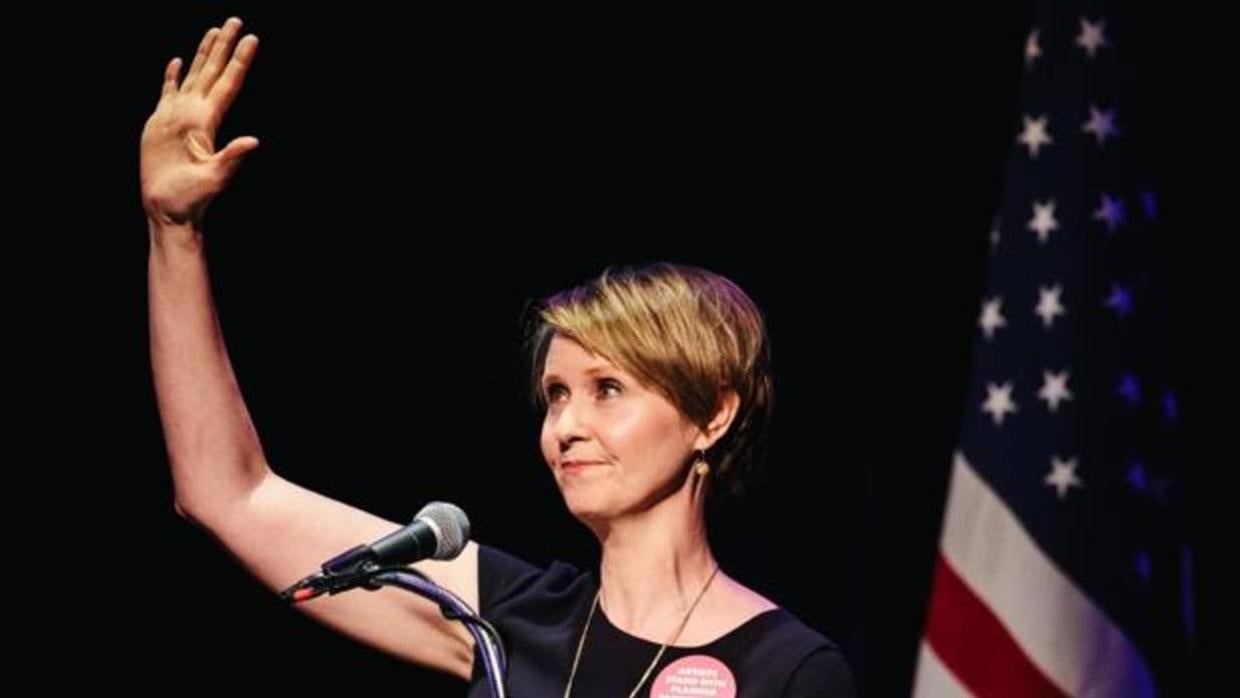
[466,544,855,697]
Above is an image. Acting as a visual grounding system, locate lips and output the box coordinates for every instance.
[561,460,604,469]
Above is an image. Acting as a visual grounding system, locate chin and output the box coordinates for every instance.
[561,490,620,524]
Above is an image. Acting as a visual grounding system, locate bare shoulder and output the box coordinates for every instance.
[679,572,780,646]
[719,574,781,621]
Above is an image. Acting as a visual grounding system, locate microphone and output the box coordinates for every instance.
[280,501,470,603]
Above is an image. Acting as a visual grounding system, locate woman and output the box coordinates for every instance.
[142,17,854,696]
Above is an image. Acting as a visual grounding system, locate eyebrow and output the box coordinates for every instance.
[540,366,615,386]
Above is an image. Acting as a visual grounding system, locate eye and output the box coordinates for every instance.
[598,378,623,398]
[542,378,623,405]
[543,383,566,402]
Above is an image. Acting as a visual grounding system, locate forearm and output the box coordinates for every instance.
[148,220,270,521]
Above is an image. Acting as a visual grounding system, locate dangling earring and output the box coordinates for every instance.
[693,449,710,477]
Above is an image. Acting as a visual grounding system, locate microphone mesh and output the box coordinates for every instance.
[416,501,471,560]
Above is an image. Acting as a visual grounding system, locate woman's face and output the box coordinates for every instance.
[539,334,700,523]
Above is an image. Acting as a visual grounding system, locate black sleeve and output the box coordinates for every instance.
[781,647,857,698]
[475,542,544,616]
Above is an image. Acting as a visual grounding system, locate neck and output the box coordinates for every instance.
[594,477,718,638]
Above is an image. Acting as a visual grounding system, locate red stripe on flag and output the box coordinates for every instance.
[925,552,1068,698]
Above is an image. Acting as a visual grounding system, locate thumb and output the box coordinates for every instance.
[214,135,260,174]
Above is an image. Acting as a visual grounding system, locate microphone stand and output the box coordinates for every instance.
[281,566,508,698]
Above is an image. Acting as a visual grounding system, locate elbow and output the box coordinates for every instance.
[171,486,230,529]
[173,498,206,527]
[170,458,273,528]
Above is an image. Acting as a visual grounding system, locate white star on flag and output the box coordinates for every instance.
[982,381,1018,427]
[979,297,1007,340]
[1045,455,1084,499]
[1018,115,1053,158]
[1035,284,1067,328]
[1076,18,1110,59]
[1038,369,1073,412]
[1082,104,1120,145]
[1028,200,1059,244]
[1025,29,1042,68]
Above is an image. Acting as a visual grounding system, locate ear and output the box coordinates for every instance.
[695,388,741,451]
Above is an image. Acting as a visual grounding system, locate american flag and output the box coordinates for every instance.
[913,3,1194,696]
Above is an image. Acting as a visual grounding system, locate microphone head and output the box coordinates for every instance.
[415,501,471,560]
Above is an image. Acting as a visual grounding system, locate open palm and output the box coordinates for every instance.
[141,17,259,226]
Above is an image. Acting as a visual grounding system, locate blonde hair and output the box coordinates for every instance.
[523,262,774,500]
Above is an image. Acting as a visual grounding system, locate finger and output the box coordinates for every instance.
[209,34,259,115]
[161,57,182,99]
[213,135,260,173]
[181,26,220,93]
[197,17,244,95]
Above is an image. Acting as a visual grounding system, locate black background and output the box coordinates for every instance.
[16,3,1221,694]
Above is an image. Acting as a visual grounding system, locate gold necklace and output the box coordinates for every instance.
[562,563,722,698]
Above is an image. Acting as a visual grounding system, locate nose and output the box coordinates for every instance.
[547,395,591,450]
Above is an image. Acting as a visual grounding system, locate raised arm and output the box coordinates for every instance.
[142,17,479,680]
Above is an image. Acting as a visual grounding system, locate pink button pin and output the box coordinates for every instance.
[648,654,737,698]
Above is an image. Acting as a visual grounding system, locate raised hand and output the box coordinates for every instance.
[140,17,260,227]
